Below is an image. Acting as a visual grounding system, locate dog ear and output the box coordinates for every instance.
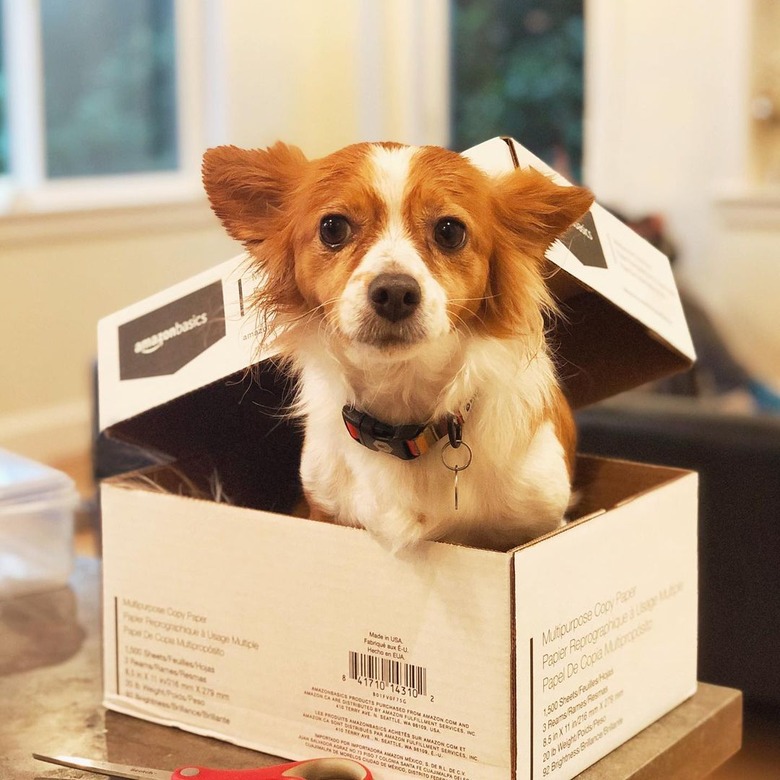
[493,166,595,248]
[203,143,311,328]
[480,168,594,339]
[201,142,308,244]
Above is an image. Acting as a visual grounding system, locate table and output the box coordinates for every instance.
[1,558,742,779]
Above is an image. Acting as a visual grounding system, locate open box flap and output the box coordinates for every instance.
[98,137,694,457]
[463,137,695,407]
[97,256,266,433]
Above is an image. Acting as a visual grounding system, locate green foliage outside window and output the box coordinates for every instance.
[452,0,584,181]
[41,0,178,178]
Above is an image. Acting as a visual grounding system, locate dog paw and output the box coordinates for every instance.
[369,510,429,554]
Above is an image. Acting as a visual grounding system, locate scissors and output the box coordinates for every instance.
[33,753,373,780]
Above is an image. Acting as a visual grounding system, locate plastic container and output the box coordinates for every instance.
[0,448,80,598]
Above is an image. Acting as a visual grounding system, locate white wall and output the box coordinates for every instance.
[584,0,780,385]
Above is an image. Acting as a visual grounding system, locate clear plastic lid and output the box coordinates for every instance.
[0,448,78,510]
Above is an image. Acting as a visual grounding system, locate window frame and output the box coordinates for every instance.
[0,0,221,219]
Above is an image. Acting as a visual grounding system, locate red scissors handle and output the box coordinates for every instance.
[171,757,372,780]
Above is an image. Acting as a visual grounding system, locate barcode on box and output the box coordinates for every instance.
[348,651,427,696]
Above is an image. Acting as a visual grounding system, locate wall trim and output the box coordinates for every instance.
[0,197,215,247]
[714,185,780,227]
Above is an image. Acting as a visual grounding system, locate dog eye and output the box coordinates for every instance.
[434,218,467,250]
[319,215,352,248]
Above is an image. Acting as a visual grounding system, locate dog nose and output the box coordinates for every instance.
[368,273,421,322]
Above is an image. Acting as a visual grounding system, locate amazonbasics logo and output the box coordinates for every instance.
[561,211,608,269]
[133,312,209,355]
[118,281,226,380]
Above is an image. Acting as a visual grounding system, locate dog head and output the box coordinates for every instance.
[202,141,593,361]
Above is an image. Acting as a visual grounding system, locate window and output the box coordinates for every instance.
[0,9,7,175]
[41,0,178,179]
[451,0,585,181]
[0,0,212,214]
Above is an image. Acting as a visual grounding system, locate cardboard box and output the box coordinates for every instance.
[98,138,698,780]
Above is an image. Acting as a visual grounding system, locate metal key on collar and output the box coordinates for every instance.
[441,440,472,511]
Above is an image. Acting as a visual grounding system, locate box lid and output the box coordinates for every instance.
[98,137,694,458]
[0,448,77,510]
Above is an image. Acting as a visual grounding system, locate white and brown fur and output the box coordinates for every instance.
[202,141,593,551]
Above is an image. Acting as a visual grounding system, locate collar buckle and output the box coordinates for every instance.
[342,406,428,460]
[446,414,463,449]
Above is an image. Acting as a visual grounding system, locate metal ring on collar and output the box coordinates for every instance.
[441,441,473,472]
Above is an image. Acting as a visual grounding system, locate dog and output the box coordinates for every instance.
[202,141,594,551]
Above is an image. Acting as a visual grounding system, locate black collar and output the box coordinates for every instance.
[342,401,472,461]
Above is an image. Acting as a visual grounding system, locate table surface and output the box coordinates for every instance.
[1,558,742,780]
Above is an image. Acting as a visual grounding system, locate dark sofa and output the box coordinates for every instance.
[576,393,780,705]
